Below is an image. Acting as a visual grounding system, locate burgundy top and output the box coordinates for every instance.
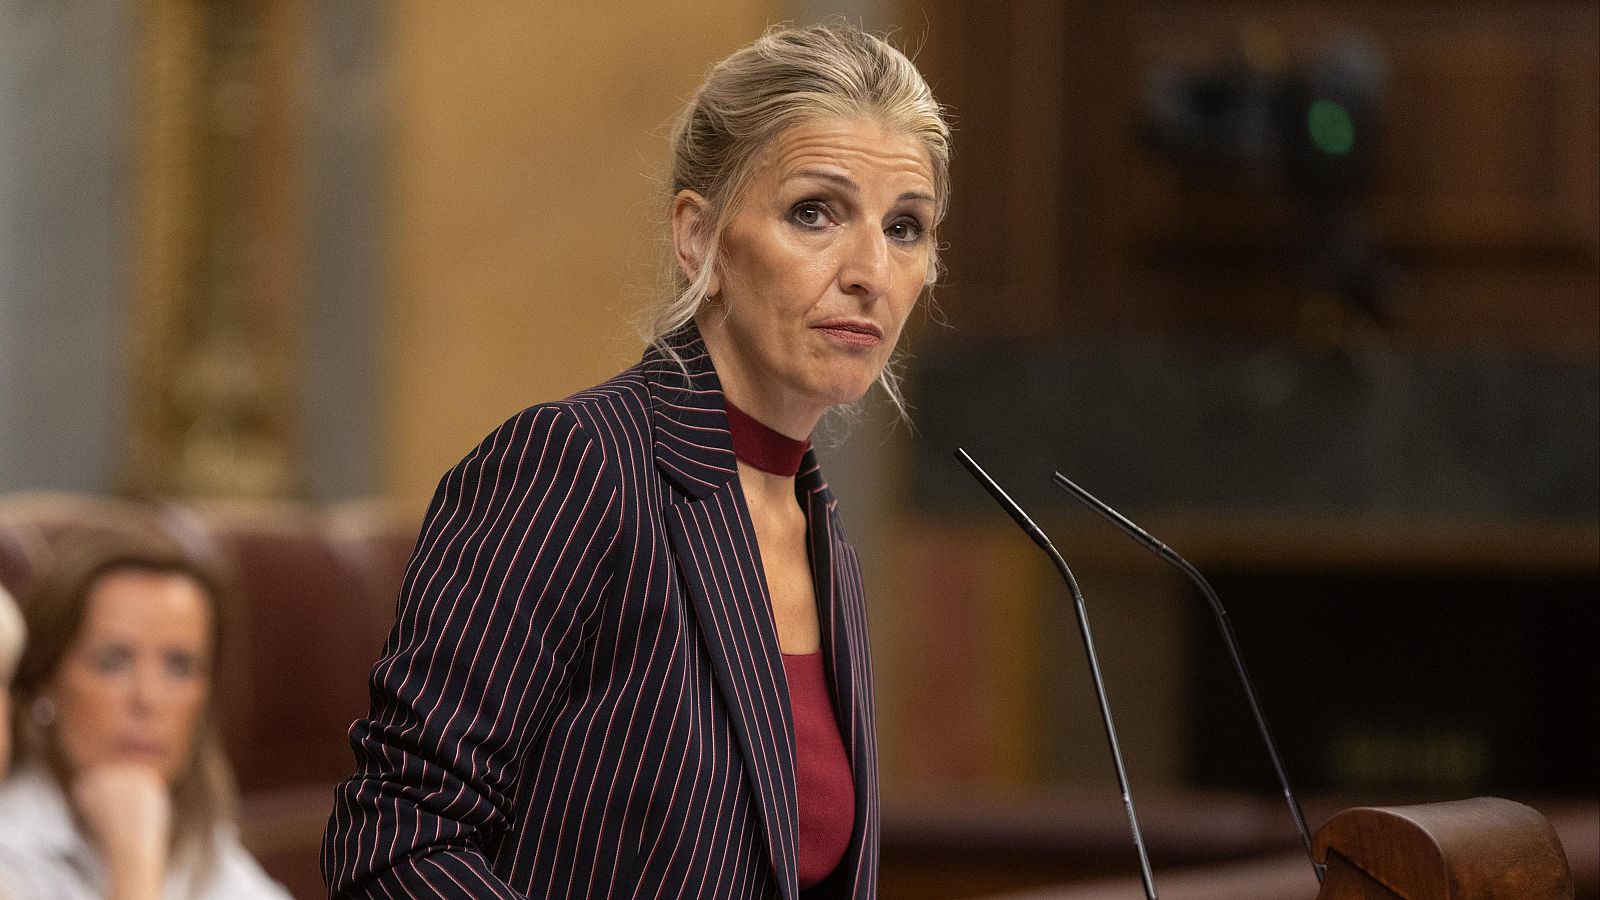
[782,651,856,889]
[724,399,854,888]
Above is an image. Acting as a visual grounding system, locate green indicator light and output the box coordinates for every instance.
[1307,99,1356,155]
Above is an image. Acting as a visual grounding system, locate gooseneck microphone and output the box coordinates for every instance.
[956,449,1159,900]
[1051,471,1326,883]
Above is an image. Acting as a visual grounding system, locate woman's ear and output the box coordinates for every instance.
[671,189,719,298]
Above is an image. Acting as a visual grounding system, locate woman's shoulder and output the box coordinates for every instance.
[0,769,74,850]
[466,361,661,473]
[554,357,662,440]
[199,829,293,900]
[0,771,92,899]
[0,773,290,900]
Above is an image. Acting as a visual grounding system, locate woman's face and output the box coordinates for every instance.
[45,569,212,784]
[686,117,937,433]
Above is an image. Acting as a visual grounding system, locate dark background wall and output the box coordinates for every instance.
[874,0,1598,807]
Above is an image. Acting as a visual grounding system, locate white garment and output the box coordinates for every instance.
[0,768,290,900]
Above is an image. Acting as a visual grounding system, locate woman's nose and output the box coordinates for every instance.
[839,226,890,300]
[129,662,164,713]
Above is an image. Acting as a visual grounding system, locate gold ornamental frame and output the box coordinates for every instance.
[125,0,303,500]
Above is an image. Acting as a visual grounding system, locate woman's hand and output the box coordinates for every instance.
[71,763,172,900]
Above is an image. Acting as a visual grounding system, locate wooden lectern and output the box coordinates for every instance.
[1313,797,1575,899]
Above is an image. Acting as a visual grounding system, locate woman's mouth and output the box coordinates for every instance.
[814,321,883,347]
[116,738,166,758]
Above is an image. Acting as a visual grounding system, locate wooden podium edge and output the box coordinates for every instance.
[1311,796,1575,899]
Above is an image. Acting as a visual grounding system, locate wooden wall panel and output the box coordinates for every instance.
[892,0,1599,800]
[917,1,1600,353]
[383,3,778,501]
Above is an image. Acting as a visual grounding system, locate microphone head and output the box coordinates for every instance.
[955,449,1047,546]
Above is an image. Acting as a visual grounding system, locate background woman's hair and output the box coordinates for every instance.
[0,583,22,683]
[9,528,240,879]
[643,21,952,419]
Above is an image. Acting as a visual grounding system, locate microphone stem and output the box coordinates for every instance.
[1052,472,1326,882]
[1040,536,1161,899]
[957,450,1160,900]
[1170,551,1322,879]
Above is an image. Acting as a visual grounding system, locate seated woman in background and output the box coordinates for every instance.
[0,532,287,900]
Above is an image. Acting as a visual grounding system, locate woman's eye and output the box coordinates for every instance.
[790,202,829,228]
[166,651,201,680]
[887,219,924,243]
[89,646,133,674]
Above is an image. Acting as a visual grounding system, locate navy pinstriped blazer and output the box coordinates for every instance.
[322,329,878,899]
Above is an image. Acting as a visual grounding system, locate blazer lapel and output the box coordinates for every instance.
[647,332,800,900]
[798,455,878,898]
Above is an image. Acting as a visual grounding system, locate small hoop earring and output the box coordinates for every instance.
[31,696,57,728]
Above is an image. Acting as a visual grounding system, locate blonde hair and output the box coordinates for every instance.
[10,530,239,882]
[646,22,951,418]
[0,583,21,682]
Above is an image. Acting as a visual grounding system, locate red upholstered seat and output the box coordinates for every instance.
[187,502,387,796]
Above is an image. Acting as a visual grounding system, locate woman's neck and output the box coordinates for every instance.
[735,460,799,509]
[724,399,809,476]
[697,319,825,439]
[719,394,810,512]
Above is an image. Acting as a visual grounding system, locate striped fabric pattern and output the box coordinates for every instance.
[322,331,878,900]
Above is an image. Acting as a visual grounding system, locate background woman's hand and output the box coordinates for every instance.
[71,763,171,900]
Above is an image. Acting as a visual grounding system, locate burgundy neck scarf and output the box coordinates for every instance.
[724,399,810,477]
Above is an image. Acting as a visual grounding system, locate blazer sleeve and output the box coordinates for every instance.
[323,405,619,898]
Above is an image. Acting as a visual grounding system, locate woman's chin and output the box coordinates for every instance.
[815,378,877,411]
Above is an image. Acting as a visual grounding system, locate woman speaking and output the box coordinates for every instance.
[324,23,950,899]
